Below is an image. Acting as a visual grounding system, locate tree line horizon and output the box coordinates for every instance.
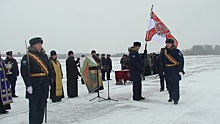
[1,44,220,59]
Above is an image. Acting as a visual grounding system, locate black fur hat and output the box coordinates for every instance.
[50,50,57,56]
[29,37,43,46]
[133,42,141,47]
[68,51,74,55]
[6,51,12,56]
[165,39,174,44]
[91,50,96,54]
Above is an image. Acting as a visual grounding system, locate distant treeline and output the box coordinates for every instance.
[182,45,220,55]
[6,44,220,58]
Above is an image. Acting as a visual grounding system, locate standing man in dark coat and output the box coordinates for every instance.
[158,48,166,92]
[128,42,145,101]
[106,54,112,80]
[101,54,107,81]
[0,52,13,114]
[152,53,159,75]
[21,37,51,123]
[160,39,185,105]
[49,50,64,102]
[4,51,19,97]
[66,51,81,98]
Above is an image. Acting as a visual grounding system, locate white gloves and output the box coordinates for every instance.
[49,85,51,91]
[27,86,33,94]
[179,72,184,76]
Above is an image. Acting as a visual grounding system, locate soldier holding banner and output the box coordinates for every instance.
[0,52,13,114]
[21,37,51,123]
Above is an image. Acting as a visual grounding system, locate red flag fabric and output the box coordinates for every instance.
[145,11,178,47]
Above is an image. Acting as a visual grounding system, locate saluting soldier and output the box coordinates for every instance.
[49,50,64,102]
[160,39,185,105]
[21,37,51,123]
[4,51,19,97]
[0,51,13,114]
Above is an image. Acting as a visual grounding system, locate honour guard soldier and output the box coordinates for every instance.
[4,51,19,97]
[160,39,185,105]
[21,37,51,123]
[49,50,64,102]
[0,52,13,114]
[128,42,145,101]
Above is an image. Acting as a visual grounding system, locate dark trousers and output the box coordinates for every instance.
[159,74,167,90]
[167,81,180,102]
[29,99,45,124]
[145,66,152,76]
[160,76,165,90]
[132,77,142,99]
[8,76,17,96]
[152,65,158,74]
[107,72,111,80]
[101,71,106,80]
[67,78,78,97]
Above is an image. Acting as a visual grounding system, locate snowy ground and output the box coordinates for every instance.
[0,56,220,124]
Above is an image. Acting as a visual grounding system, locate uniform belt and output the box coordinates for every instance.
[30,73,47,77]
[165,63,179,67]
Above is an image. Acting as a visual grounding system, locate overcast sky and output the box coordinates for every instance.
[0,0,220,54]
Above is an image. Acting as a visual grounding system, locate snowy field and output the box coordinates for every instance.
[0,56,220,124]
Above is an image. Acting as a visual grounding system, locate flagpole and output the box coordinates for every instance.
[143,5,153,80]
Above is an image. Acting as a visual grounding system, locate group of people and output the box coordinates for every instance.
[0,36,184,124]
[0,51,19,114]
[0,37,113,124]
[91,50,113,81]
[128,39,185,105]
